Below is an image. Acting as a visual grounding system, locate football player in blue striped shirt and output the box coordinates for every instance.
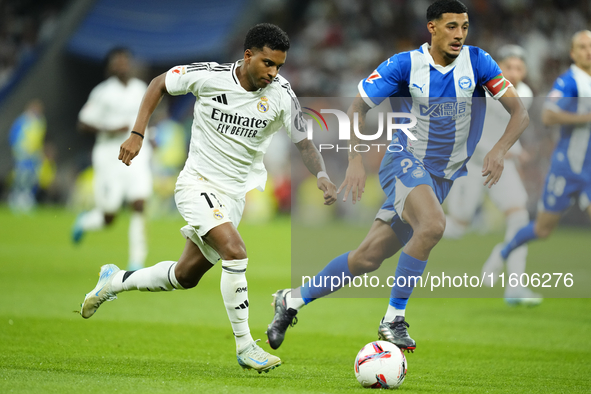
[267,0,530,353]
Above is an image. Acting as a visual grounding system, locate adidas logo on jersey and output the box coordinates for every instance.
[213,94,228,105]
[235,300,249,310]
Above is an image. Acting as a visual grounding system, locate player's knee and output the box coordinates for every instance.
[414,216,445,248]
[349,249,382,275]
[219,244,247,261]
[175,270,199,289]
[535,225,554,239]
[132,200,145,212]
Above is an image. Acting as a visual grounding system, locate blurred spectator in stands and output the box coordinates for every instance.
[8,99,51,212]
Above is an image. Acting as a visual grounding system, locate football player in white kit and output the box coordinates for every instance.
[72,48,152,271]
[79,24,337,373]
[443,45,542,305]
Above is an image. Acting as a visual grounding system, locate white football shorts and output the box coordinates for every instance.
[174,172,245,264]
[92,140,152,213]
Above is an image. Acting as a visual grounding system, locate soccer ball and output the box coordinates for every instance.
[354,341,407,389]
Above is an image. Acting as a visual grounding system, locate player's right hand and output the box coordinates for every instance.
[317,177,337,205]
[337,155,366,204]
[119,133,143,166]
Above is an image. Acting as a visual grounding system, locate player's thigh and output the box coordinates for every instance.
[175,179,245,264]
[402,184,446,238]
[202,222,247,261]
[539,163,581,213]
[350,219,402,275]
[534,210,561,238]
[379,151,432,223]
[489,159,527,212]
[446,163,484,222]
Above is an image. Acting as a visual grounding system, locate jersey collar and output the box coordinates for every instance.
[421,42,463,74]
[571,64,591,80]
[232,60,241,86]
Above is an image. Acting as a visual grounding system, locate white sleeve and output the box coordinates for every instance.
[78,86,106,129]
[165,62,217,97]
[280,82,306,144]
[516,82,534,110]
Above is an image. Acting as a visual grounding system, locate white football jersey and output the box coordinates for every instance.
[79,76,148,146]
[165,60,306,198]
[473,82,533,162]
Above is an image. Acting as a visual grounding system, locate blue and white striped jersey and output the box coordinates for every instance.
[545,65,591,175]
[359,43,510,180]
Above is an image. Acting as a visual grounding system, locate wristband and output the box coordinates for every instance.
[131,131,144,139]
[317,171,330,181]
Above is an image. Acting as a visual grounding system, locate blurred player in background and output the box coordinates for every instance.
[8,99,47,212]
[79,24,336,373]
[443,45,541,306]
[267,0,529,353]
[488,30,591,273]
[71,48,152,271]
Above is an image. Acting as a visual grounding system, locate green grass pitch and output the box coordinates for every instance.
[0,206,590,393]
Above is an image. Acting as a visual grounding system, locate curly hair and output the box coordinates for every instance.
[243,23,290,52]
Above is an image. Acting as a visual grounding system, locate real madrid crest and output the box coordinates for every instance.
[257,96,269,113]
[213,209,224,220]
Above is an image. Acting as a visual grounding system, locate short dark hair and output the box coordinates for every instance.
[243,23,290,52]
[106,47,132,62]
[426,0,468,21]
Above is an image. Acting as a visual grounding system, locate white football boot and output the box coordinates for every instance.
[505,286,543,307]
[236,339,281,373]
[80,264,120,318]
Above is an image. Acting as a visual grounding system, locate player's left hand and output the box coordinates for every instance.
[482,147,505,188]
[317,177,337,205]
[119,133,143,166]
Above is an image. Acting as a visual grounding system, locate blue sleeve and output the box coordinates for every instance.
[546,73,578,112]
[472,47,502,86]
[358,53,408,108]
[8,115,25,147]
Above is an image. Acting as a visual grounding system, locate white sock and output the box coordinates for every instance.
[111,261,183,293]
[80,209,105,231]
[505,210,529,292]
[384,304,405,322]
[221,259,253,351]
[286,288,306,311]
[128,212,147,268]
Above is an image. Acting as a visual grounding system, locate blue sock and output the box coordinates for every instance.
[389,251,428,308]
[300,252,353,305]
[501,221,537,259]
[390,297,409,309]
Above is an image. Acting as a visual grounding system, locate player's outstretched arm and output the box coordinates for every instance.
[338,94,369,203]
[541,107,591,126]
[482,86,529,188]
[119,73,167,166]
[295,138,337,205]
